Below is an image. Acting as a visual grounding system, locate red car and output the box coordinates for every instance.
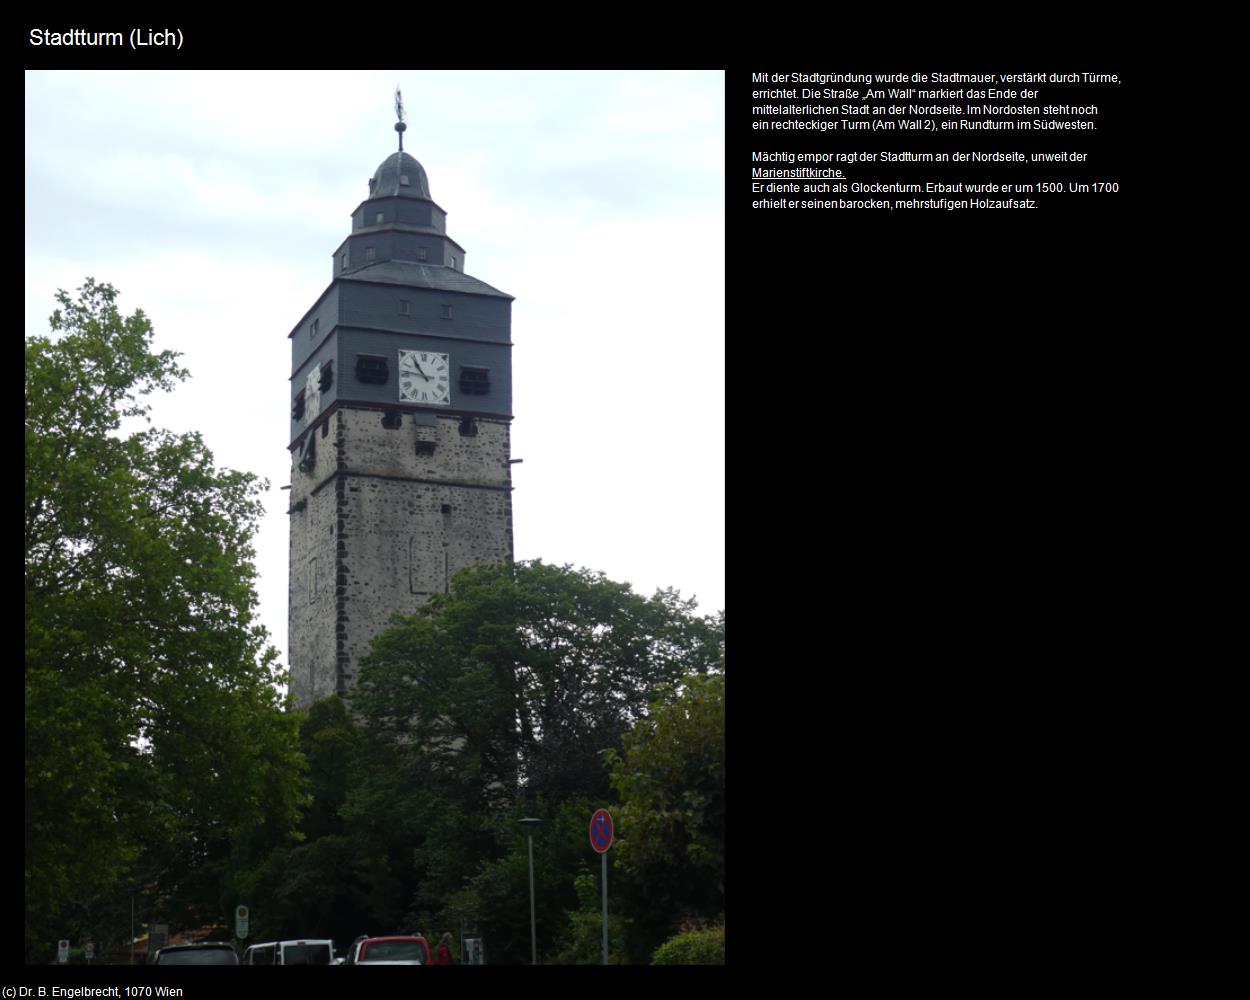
[352,936,432,965]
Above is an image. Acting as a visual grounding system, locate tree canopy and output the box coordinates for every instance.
[606,673,726,956]
[25,280,304,962]
[25,284,726,962]
[352,561,723,807]
[342,561,724,962]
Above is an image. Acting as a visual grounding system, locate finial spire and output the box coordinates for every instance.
[394,85,408,153]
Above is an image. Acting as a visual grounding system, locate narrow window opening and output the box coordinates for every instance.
[458,416,479,437]
[375,212,384,224]
[298,433,316,473]
[381,411,403,430]
[319,360,333,392]
[292,390,306,421]
[356,354,389,384]
[399,300,410,316]
[417,247,428,261]
[441,304,453,320]
[459,367,490,395]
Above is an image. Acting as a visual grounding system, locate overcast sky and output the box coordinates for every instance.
[25,70,725,691]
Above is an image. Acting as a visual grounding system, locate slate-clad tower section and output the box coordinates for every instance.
[288,133,514,709]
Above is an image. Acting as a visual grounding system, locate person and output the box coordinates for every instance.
[436,933,454,965]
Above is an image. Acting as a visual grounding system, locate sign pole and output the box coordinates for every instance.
[601,850,608,965]
[589,808,614,966]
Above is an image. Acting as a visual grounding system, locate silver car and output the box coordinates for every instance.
[352,936,431,965]
[153,943,239,965]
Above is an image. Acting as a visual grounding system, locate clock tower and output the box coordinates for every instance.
[287,106,514,708]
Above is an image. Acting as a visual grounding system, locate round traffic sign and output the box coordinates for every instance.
[589,808,614,853]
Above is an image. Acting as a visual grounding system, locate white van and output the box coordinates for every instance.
[242,940,336,965]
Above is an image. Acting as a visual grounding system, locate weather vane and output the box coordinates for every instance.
[394,85,408,152]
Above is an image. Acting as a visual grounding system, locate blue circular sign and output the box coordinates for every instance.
[589,808,614,853]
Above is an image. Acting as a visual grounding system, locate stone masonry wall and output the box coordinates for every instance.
[289,406,513,707]
[288,417,340,708]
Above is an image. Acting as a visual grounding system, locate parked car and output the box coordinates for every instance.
[343,934,371,966]
[351,936,432,965]
[152,942,239,965]
[241,939,336,965]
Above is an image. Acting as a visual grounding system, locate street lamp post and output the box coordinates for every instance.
[519,817,542,965]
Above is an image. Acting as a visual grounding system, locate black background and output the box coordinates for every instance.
[22,17,1152,980]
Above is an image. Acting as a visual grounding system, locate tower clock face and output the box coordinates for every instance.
[398,350,451,405]
[304,367,321,424]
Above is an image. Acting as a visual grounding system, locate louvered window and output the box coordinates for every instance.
[459,367,490,395]
[356,355,389,384]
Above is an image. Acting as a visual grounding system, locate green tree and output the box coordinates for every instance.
[297,697,361,843]
[435,798,611,965]
[25,280,305,961]
[345,561,723,960]
[549,870,630,965]
[352,561,722,805]
[606,673,725,958]
[235,699,375,947]
[650,920,725,965]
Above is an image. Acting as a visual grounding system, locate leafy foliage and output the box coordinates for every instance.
[24,281,305,961]
[606,673,725,957]
[231,699,371,946]
[339,561,723,962]
[352,561,722,804]
[548,870,630,965]
[650,921,725,965]
[453,798,610,964]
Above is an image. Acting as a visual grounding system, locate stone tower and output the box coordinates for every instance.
[287,110,514,708]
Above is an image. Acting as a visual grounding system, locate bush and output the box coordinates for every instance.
[548,873,631,964]
[650,923,724,965]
